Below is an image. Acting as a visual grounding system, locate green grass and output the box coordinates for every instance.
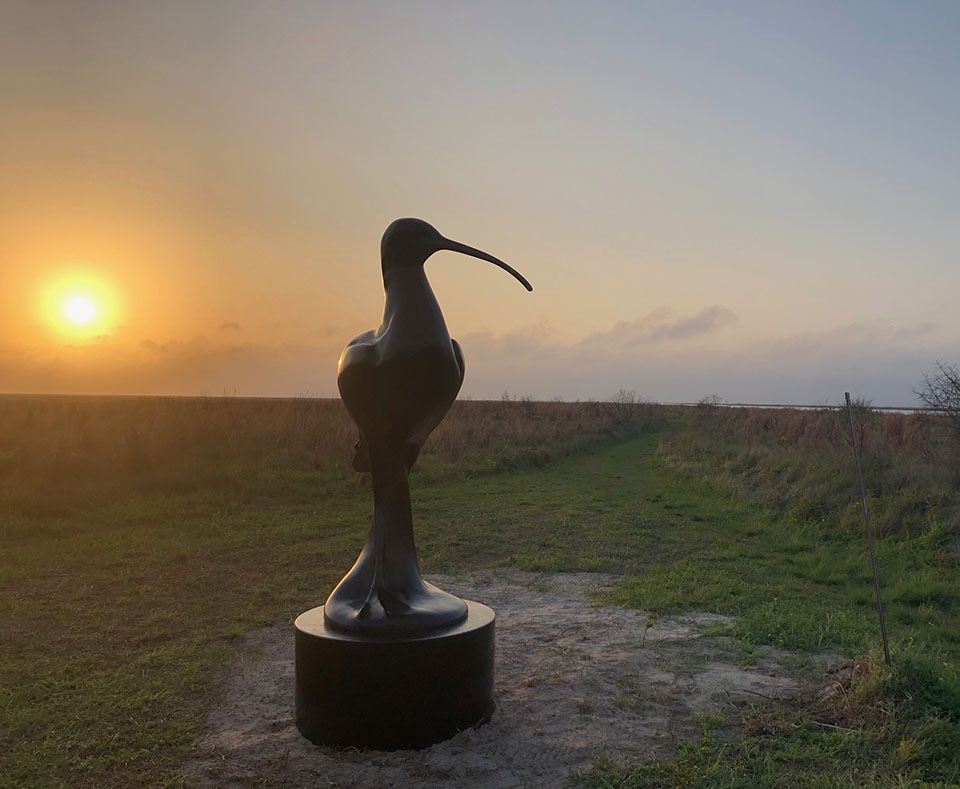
[592,408,960,789]
[2,407,959,787]
[585,651,960,788]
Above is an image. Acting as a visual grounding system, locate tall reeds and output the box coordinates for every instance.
[0,395,657,498]
[660,405,958,541]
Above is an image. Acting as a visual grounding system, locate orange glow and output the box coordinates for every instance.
[64,295,97,324]
[44,274,118,337]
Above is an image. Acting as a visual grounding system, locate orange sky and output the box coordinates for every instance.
[2,1,958,403]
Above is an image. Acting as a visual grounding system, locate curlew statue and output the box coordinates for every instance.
[324,218,532,635]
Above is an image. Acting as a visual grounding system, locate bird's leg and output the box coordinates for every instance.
[323,436,467,634]
[362,497,386,618]
[366,441,419,614]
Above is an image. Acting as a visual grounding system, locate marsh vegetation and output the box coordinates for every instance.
[1,396,957,787]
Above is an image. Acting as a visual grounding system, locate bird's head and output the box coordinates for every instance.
[380,218,532,291]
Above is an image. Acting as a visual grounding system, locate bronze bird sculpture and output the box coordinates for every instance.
[323,218,532,635]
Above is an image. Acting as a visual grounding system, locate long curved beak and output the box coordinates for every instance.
[441,238,533,292]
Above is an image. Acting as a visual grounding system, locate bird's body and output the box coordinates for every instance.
[338,264,465,473]
[323,219,530,636]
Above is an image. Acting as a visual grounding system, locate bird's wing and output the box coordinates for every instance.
[403,440,421,471]
[337,331,379,407]
[338,330,379,474]
[353,433,371,472]
[400,339,464,473]
[451,338,466,389]
[338,330,378,375]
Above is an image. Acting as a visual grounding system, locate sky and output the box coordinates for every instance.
[1,0,958,404]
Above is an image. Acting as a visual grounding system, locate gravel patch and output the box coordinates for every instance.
[184,570,806,787]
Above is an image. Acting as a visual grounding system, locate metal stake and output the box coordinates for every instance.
[845,392,891,665]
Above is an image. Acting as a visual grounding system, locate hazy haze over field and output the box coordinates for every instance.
[2,1,958,403]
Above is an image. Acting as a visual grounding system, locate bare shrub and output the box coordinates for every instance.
[697,393,726,408]
[916,361,960,448]
[842,396,875,456]
[609,389,646,425]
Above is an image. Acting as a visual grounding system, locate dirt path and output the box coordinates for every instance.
[184,571,809,788]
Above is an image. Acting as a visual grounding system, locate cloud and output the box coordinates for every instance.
[461,307,738,364]
[452,315,952,405]
[459,321,560,359]
[746,320,947,363]
[139,335,210,354]
[582,306,738,350]
[311,325,341,338]
[219,321,241,332]
[0,311,950,407]
[0,332,344,397]
[892,322,941,342]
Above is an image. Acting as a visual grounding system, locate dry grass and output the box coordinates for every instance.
[3,395,958,787]
[0,394,661,499]
[660,405,959,541]
[693,404,941,458]
[0,395,354,479]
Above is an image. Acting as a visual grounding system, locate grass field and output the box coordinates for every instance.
[1,397,958,787]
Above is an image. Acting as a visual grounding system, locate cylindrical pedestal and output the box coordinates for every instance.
[295,600,495,750]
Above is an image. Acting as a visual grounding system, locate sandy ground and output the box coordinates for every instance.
[184,571,812,788]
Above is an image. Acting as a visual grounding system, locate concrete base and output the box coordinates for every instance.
[294,600,495,750]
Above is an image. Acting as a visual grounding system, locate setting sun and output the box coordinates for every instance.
[63,295,98,324]
[43,274,118,336]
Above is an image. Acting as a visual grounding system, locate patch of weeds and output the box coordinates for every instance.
[888,572,960,608]
[735,597,876,653]
[581,651,960,788]
[602,558,756,615]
